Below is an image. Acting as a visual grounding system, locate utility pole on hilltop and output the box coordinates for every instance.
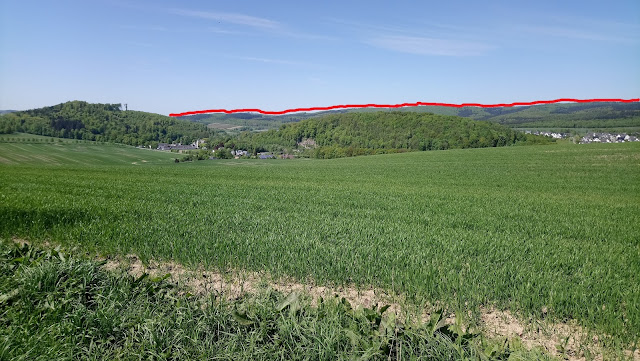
[124,104,128,111]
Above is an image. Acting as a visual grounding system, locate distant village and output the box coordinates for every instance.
[153,140,294,160]
[524,131,639,144]
[151,131,640,161]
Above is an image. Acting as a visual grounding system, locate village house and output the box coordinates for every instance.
[231,150,248,157]
[580,133,639,144]
[258,152,275,159]
[524,131,568,139]
[297,138,317,149]
[157,139,205,151]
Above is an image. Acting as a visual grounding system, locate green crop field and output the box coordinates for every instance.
[1,139,639,355]
[0,133,177,166]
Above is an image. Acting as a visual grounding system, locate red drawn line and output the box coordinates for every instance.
[169,98,639,117]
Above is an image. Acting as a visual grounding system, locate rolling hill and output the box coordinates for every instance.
[228,111,552,158]
[181,102,640,133]
[1,102,553,160]
[0,101,215,146]
[0,133,177,166]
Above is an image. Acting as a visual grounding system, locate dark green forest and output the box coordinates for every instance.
[0,101,214,146]
[227,112,552,158]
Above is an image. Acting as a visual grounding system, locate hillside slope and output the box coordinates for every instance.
[180,109,352,131]
[477,102,640,128]
[0,133,177,166]
[0,101,214,146]
[229,111,551,158]
[186,102,640,132]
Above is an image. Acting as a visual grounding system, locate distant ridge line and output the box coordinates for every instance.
[169,98,639,117]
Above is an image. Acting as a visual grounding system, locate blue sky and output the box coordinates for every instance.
[1,0,638,115]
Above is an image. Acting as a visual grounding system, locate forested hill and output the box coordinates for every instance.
[231,112,552,158]
[186,102,640,132]
[0,101,213,146]
[419,102,640,128]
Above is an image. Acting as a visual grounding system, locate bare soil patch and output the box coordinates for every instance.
[478,308,639,361]
[104,254,401,312]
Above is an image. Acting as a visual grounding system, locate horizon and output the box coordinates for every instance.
[1,0,639,115]
[3,98,639,118]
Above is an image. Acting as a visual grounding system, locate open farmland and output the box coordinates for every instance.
[1,141,639,353]
[0,134,177,165]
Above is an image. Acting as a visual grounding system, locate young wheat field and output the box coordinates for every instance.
[1,139,638,357]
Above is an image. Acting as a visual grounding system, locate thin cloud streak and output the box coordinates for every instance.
[515,13,640,43]
[234,56,326,69]
[326,17,415,35]
[548,15,640,33]
[238,56,301,65]
[368,35,493,56]
[170,9,281,30]
[327,17,476,38]
[208,27,242,35]
[522,25,637,43]
[169,8,331,41]
[328,17,496,54]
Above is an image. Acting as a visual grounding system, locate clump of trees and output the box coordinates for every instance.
[211,147,232,159]
[179,149,212,162]
[220,111,554,159]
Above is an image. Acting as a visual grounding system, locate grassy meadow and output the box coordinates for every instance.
[1,138,639,353]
